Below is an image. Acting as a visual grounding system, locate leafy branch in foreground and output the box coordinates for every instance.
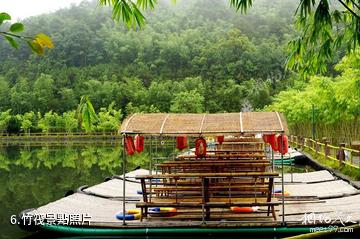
[229,0,360,77]
[77,96,99,133]
[99,0,159,28]
[0,12,53,55]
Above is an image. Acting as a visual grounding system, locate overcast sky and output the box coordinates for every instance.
[1,0,87,20]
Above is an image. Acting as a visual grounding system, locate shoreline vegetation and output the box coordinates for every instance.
[0,132,120,141]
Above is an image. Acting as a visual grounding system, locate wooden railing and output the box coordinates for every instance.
[289,135,360,169]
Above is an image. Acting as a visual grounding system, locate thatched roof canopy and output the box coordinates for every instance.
[120,112,288,135]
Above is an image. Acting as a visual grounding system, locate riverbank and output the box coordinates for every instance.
[300,149,360,188]
[0,132,120,141]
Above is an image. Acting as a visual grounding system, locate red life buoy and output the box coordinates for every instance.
[135,135,145,153]
[216,136,224,145]
[125,136,135,155]
[230,206,259,213]
[176,136,188,150]
[195,137,207,157]
[268,134,278,151]
[277,135,289,155]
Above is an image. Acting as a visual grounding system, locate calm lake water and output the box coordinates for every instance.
[0,141,349,239]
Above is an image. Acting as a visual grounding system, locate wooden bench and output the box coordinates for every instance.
[136,172,278,221]
[157,161,270,174]
[208,149,265,154]
[161,159,270,164]
[215,138,265,152]
[176,153,266,160]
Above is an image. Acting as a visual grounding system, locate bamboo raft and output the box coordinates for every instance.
[22,169,360,231]
[18,113,360,236]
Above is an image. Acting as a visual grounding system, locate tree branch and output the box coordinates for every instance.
[0,31,32,40]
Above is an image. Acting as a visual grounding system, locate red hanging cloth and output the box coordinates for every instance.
[277,135,289,155]
[262,134,269,144]
[125,136,135,155]
[176,136,188,150]
[216,136,224,145]
[135,135,145,153]
[268,134,278,151]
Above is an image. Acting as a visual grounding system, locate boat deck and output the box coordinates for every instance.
[26,169,360,228]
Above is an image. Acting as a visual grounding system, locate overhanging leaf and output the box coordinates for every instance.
[27,40,45,56]
[35,33,54,48]
[0,12,11,25]
[10,23,24,33]
[3,35,18,49]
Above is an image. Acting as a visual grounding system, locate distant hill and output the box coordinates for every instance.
[0,0,299,114]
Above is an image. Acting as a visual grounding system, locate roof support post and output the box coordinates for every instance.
[121,133,127,225]
[281,133,286,226]
[149,135,153,203]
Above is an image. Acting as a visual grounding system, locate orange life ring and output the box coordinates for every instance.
[230,206,259,213]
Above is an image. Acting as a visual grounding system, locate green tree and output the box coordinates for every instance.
[0,77,10,110]
[20,111,36,135]
[170,90,205,113]
[100,0,360,76]
[33,74,55,113]
[0,110,11,135]
[38,111,57,134]
[10,77,33,114]
[62,111,79,134]
[97,103,122,132]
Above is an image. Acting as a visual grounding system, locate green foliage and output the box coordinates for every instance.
[99,0,157,28]
[230,0,253,13]
[62,111,78,134]
[304,148,360,180]
[0,110,12,134]
[0,0,293,115]
[97,102,123,132]
[33,74,55,113]
[286,0,360,76]
[267,49,360,142]
[9,23,24,33]
[38,111,58,134]
[20,111,36,135]
[98,0,360,76]
[0,12,53,55]
[77,96,99,132]
[170,90,205,113]
[0,103,121,134]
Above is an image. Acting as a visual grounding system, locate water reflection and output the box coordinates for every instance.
[0,142,159,239]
